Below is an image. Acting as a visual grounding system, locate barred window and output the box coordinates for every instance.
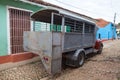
[65,18,83,33]
[34,22,50,31]
[85,23,95,33]
[9,8,31,53]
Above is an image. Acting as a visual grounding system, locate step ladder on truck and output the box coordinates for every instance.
[23,7,103,75]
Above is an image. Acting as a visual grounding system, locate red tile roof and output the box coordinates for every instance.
[96,18,109,28]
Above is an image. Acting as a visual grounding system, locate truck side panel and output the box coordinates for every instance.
[23,32,62,75]
[51,32,62,74]
[23,31,52,74]
[63,33,95,52]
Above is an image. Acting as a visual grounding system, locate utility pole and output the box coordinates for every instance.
[114,13,116,25]
[113,13,116,40]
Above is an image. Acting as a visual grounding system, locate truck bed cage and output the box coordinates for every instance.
[31,8,95,33]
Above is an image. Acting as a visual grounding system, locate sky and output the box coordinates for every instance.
[43,0,120,24]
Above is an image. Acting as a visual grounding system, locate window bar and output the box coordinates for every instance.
[46,23,47,31]
[62,16,65,32]
[12,9,14,53]
[83,22,85,34]
[16,9,18,53]
[33,20,35,31]
[17,9,18,53]
[51,12,54,31]
[14,9,16,53]
[74,20,76,32]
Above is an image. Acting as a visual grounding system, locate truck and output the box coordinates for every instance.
[23,7,103,75]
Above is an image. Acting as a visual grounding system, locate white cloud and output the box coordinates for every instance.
[43,0,120,23]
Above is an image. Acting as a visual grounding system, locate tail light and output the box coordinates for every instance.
[94,40,102,49]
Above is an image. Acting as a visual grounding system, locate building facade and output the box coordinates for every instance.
[96,19,117,40]
[0,0,45,56]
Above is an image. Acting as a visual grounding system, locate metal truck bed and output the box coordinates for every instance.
[24,32,62,74]
[63,33,95,52]
[23,31,95,74]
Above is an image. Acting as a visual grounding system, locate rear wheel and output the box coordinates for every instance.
[76,52,85,67]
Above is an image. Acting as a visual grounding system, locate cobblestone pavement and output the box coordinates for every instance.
[0,40,120,80]
[0,61,48,80]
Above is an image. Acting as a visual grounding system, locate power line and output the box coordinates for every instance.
[110,0,120,24]
[110,0,114,12]
[55,0,113,18]
[54,0,120,23]
[56,0,90,12]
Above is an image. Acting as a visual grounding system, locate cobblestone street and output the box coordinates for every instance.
[0,40,120,80]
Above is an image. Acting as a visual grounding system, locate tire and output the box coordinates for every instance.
[97,44,103,54]
[76,52,85,67]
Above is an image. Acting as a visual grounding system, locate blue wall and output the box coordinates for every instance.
[96,23,117,40]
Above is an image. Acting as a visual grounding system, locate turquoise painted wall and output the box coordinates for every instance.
[0,4,8,56]
[0,0,44,56]
[96,23,117,40]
